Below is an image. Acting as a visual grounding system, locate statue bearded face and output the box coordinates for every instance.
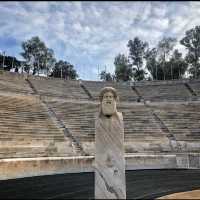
[101,91,117,116]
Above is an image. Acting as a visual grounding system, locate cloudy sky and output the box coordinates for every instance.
[0,1,199,80]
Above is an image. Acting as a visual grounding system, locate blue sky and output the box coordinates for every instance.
[0,1,200,80]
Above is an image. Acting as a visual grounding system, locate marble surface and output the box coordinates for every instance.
[158,189,200,199]
[95,112,126,199]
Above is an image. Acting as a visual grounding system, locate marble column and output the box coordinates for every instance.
[95,112,126,199]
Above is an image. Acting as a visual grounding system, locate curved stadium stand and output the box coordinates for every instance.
[0,70,200,199]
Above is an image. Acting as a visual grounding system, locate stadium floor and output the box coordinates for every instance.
[0,169,200,199]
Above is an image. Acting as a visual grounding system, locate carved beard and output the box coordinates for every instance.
[101,99,117,116]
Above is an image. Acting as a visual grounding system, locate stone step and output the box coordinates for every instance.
[0,129,62,134]
[0,117,53,121]
[0,123,59,130]
[0,152,62,159]
[0,134,64,140]
[0,111,50,116]
[0,140,53,146]
[0,146,52,159]
[0,121,60,128]
[0,116,53,122]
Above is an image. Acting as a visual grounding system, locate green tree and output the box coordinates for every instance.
[168,49,188,79]
[145,46,187,80]
[0,54,21,71]
[114,54,132,82]
[127,37,148,81]
[50,60,78,80]
[100,70,114,81]
[42,48,56,76]
[20,36,56,75]
[145,48,159,80]
[157,37,176,80]
[180,25,200,78]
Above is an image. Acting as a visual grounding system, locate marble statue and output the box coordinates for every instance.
[95,87,126,199]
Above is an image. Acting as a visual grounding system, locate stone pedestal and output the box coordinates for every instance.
[95,112,126,199]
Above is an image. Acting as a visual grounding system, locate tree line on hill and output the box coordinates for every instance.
[1,25,200,81]
[101,25,200,82]
[0,36,78,80]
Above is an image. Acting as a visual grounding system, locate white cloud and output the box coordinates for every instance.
[0,1,199,80]
[151,2,167,18]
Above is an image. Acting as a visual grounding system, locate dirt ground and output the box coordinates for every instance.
[158,189,200,199]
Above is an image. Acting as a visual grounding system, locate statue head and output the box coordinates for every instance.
[99,87,118,117]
